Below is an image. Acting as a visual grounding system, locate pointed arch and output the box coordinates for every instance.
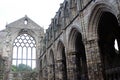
[64,1,69,17]
[68,27,81,50]
[87,3,117,40]
[57,40,67,80]
[68,27,88,80]
[98,11,120,79]
[88,2,120,79]
[12,33,36,70]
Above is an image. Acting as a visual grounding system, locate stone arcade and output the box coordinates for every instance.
[0,0,120,80]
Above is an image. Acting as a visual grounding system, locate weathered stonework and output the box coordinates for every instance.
[39,0,120,80]
[0,16,44,80]
[0,0,120,80]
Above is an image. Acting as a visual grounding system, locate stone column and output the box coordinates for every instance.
[39,70,43,80]
[84,39,104,80]
[55,59,67,80]
[48,64,55,80]
[43,67,48,80]
[3,57,9,80]
[67,51,77,80]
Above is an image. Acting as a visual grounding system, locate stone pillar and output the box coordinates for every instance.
[3,57,9,80]
[67,51,77,80]
[39,70,43,80]
[43,67,48,80]
[55,59,65,80]
[55,59,67,80]
[84,39,104,80]
[48,64,55,80]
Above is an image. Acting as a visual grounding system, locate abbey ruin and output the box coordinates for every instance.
[0,0,120,80]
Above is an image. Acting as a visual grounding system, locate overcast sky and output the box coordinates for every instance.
[0,0,64,30]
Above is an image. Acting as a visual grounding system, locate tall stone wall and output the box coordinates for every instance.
[0,0,119,80]
[39,0,120,80]
[0,16,44,80]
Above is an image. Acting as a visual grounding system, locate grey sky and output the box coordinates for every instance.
[0,0,64,30]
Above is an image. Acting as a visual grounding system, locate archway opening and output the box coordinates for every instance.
[61,44,67,80]
[49,50,55,80]
[98,12,120,79]
[75,32,88,80]
[57,41,67,80]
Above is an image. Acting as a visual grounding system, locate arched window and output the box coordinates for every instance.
[12,33,36,71]
[64,1,69,18]
[75,0,83,10]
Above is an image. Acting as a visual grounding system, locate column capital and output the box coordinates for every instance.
[67,50,79,56]
[84,39,97,44]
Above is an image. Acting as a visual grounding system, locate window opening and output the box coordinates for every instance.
[114,39,119,52]
[12,33,36,72]
[24,19,28,25]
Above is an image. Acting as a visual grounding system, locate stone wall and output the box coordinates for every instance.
[0,16,44,80]
[0,55,8,80]
[0,0,119,80]
[39,0,120,80]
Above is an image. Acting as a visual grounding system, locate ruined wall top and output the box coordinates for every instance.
[41,0,94,53]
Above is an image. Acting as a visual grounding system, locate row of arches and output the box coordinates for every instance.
[40,3,120,80]
[41,29,88,80]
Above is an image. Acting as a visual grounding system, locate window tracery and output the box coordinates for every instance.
[12,33,36,71]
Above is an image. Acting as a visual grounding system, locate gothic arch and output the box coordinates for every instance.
[68,27,88,80]
[87,3,117,40]
[49,50,55,66]
[57,40,66,57]
[88,3,120,80]
[11,29,37,67]
[57,40,67,80]
[98,12,120,79]
[64,1,69,16]
[12,33,36,68]
[12,29,37,43]
[57,10,62,26]
[68,27,81,50]
[63,1,69,26]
